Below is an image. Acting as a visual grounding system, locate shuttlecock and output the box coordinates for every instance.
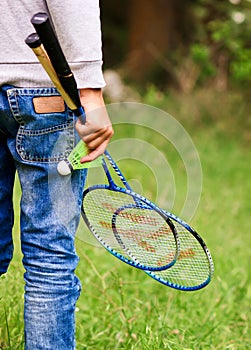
[57,141,102,176]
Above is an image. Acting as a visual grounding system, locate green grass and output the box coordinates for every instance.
[0,89,251,349]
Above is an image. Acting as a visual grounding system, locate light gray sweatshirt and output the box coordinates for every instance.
[0,0,105,88]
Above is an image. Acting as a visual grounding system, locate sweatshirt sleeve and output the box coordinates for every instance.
[46,0,106,88]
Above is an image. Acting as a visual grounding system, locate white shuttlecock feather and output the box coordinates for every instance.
[57,141,102,176]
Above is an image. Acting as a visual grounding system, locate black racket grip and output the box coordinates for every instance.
[31,12,81,110]
[25,32,41,48]
[31,13,70,76]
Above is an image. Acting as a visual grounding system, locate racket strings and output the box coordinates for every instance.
[113,206,177,265]
[147,221,213,288]
[82,188,178,270]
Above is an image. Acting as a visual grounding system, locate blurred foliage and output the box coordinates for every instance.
[101,0,251,91]
[191,0,251,89]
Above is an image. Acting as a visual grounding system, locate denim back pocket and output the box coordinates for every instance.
[7,87,77,163]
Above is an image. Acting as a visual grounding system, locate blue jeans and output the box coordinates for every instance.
[0,85,86,349]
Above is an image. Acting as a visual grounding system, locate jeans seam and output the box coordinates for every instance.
[7,88,63,124]
[5,87,76,163]
[7,89,23,124]
[16,123,75,163]
[18,122,73,136]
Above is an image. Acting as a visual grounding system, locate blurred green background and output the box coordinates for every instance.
[101,0,251,92]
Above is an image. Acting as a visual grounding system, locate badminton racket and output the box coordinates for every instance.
[89,151,214,290]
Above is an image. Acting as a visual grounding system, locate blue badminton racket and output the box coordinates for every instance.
[95,152,214,291]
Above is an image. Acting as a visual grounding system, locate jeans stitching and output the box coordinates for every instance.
[16,123,75,163]
[18,122,73,136]
[5,87,76,163]
[7,89,23,124]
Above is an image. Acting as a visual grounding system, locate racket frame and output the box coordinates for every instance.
[144,209,214,291]
[100,152,214,290]
[81,153,180,271]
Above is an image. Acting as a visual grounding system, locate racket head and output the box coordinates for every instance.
[111,203,179,269]
[81,183,180,271]
[145,211,214,291]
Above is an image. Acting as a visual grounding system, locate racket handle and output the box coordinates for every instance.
[25,33,79,113]
[25,32,41,48]
[31,12,82,113]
